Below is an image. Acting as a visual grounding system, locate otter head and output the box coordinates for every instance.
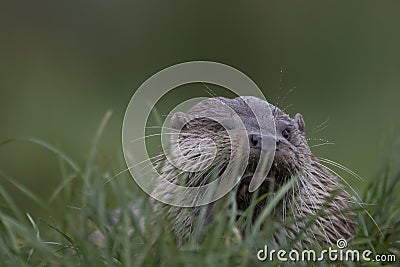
[168,96,311,205]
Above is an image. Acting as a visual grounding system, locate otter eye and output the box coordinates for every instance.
[282,129,290,139]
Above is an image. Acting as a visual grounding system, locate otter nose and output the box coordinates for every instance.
[249,134,262,149]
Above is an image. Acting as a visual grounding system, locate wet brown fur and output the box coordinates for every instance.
[152,96,354,247]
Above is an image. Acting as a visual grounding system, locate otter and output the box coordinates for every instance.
[151,96,354,247]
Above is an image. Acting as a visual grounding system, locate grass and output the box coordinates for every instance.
[0,112,399,266]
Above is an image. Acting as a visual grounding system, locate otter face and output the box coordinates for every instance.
[168,96,310,197]
[170,96,273,177]
[270,109,311,182]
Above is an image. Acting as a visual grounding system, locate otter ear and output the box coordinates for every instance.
[171,112,188,130]
[294,113,305,133]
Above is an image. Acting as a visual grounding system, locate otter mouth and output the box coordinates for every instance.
[235,172,270,210]
[239,174,272,189]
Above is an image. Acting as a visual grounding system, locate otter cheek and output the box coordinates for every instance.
[274,150,287,167]
[293,137,302,147]
[275,149,284,158]
[275,141,288,157]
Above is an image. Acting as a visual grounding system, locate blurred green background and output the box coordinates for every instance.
[1,1,399,215]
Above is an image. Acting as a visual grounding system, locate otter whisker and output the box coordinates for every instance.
[136,158,181,179]
[309,142,335,148]
[275,71,296,108]
[288,187,300,232]
[281,103,293,113]
[316,162,362,200]
[306,137,332,143]
[315,160,382,235]
[294,151,363,189]
[318,157,364,181]
[201,82,218,98]
[104,154,166,183]
[307,118,330,134]
[145,125,177,131]
[184,164,219,188]
[129,132,204,143]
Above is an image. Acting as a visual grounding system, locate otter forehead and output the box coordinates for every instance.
[185,96,293,132]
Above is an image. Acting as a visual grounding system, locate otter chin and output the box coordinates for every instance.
[152,96,355,247]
